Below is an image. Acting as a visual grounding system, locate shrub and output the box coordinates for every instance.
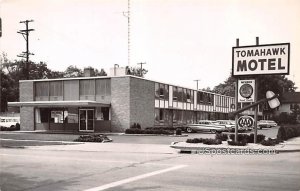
[15,123,20,131]
[136,123,141,129]
[229,133,265,143]
[227,140,247,146]
[125,128,172,135]
[175,128,182,135]
[261,138,279,146]
[186,138,222,145]
[74,134,112,142]
[203,138,222,145]
[186,138,204,143]
[215,133,228,141]
[277,125,300,141]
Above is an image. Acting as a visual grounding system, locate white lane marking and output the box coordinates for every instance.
[83,165,187,191]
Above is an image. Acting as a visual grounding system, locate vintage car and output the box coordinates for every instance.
[0,117,20,128]
[185,120,226,133]
[258,120,278,129]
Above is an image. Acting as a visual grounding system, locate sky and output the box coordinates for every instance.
[0,0,300,90]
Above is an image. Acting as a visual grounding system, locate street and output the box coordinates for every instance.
[1,126,300,191]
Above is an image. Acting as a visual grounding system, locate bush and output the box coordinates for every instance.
[202,138,222,145]
[175,128,182,135]
[215,133,228,141]
[261,138,279,146]
[0,125,20,131]
[186,138,204,143]
[125,128,172,135]
[277,125,300,141]
[74,134,112,142]
[130,123,141,129]
[227,140,247,146]
[15,123,20,131]
[186,138,222,145]
[229,133,265,143]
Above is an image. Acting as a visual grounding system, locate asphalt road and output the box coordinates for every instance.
[1,145,299,191]
[0,126,279,147]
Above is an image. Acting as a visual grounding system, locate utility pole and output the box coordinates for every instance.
[17,20,34,80]
[123,0,131,66]
[194,79,201,91]
[137,62,146,77]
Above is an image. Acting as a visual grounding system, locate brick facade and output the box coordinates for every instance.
[19,81,34,131]
[110,77,131,132]
[129,77,155,129]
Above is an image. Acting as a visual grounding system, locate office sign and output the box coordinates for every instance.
[238,79,255,103]
[232,43,290,76]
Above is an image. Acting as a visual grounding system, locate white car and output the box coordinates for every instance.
[216,120,248,132]
[185,120,226,133]
[258,120,277,129]
[0,117,20,128]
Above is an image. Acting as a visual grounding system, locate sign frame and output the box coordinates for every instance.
[232,43,290,77]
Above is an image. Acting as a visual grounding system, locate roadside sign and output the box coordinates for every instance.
[232,43,290,76]
[237,115,254,128]
[238,79,255,103]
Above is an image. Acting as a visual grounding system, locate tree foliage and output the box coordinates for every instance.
[126,66,148,78]
[213,73,296,100]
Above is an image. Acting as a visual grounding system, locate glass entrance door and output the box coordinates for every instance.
[79,109,94,131]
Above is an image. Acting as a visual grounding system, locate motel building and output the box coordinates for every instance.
[9,68,239,133]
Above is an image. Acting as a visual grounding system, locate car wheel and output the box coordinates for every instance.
[210,129,216,134]
[260,126,262,130]
[186,127,193,133]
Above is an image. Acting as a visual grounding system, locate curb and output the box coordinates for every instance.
[169,142,300,153]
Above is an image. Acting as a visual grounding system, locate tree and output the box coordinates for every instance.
[213,73,296,99]
[126,66,148,78]
[63,65,83,78]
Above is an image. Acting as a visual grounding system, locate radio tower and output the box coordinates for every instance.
[123,0,131,66]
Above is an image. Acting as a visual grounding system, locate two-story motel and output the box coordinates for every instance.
[9,69,237,132]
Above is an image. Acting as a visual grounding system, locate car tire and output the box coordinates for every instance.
[210,129,216,134]
[186,127,193,133]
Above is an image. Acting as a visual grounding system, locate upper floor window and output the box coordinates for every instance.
[50,81,62,97]
[80,79,95,96]
[173,87,178,101]
[35,82,49,97]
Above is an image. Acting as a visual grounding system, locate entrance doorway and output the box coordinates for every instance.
[79,109,94,131]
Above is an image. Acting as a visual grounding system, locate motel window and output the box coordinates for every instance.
[80,79,95,96]
[197,92,203,103]
[159,109,164,121]
[164,84,169,101]
[173,87,178,101]
[35,82,49,97]
[155,83,160,99]
[96,79,111,96]
[183,89,187,102]
[67,108,78,123]
[177,88,183,102]
[50,110,67,123]
[186,90,191,103]
[191,90,194,104]
[159,84,165,98]
[49,81,63,97]
[154,109,160,124]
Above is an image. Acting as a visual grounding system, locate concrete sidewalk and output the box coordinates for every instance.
[28,142,178,154]
[170,137,300,153]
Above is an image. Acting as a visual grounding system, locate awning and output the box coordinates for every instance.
[8,100,110,107]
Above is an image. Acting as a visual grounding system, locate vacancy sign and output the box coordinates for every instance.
[232,43,290,76]
[238,79,255,103]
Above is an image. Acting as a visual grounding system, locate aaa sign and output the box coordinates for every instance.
[238,116,254,129]
[232,43,290,76]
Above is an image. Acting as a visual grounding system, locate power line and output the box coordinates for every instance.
[17,19,34,80]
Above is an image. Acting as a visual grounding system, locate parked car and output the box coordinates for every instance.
[258,120,278,129]
[0,117,20,128]
[185,120,226,133]
[216,120,248,132]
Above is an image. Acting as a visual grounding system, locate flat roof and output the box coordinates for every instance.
[19,75,234,98]
[8,100,110,107]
